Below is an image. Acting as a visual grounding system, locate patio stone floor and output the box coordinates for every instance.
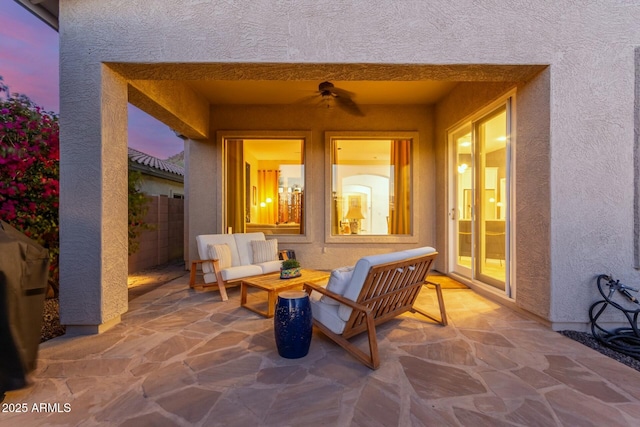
[4,271,640,426]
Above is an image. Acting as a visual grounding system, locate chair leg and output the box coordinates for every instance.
[363,311,380,369]
[433,282,448,326]
[215,271,229,302]
[312,316,380,369]
[413,281,448,326]
[189,261,198,288]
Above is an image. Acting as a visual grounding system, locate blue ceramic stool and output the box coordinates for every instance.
[274,290,312,359]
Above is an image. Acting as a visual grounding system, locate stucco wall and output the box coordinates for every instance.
[187,104,435,270]
[434,77,553,321]
[59,0,640,330]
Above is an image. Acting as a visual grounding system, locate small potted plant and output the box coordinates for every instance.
[280,258,301,279]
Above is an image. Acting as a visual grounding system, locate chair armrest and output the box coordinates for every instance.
[189,259,220,288]
[303,282,372,314]
[191,259,218,265]
[191,259,222,270]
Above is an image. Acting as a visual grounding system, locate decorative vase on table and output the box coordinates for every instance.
[274,290,312,359]
[280,259,301,279]
[280,267,301,279]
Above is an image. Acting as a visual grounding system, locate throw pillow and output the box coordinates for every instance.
[321,266,355,305]
[251,239,278,264]
[207,243,232,271]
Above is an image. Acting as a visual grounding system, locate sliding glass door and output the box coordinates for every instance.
[449,99,511,294]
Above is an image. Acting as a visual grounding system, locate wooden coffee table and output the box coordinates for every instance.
[240,269,330,318]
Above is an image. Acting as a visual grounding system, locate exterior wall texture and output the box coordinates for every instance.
[59,0,640,331]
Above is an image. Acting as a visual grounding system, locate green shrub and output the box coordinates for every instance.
[128,170,154,255]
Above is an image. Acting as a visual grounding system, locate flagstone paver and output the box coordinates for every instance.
[3,269,640,426]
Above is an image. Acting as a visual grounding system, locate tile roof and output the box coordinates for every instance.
[128,147,184,177]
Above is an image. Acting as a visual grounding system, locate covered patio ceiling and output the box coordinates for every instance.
[108,62,546,140]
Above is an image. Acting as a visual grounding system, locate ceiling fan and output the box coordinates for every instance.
[306,81,364,116]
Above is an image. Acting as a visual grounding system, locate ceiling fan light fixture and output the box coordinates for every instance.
[319,81,364,116]
[321,93,333,109]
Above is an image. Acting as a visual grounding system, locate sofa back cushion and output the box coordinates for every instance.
[196,234,241,273]
[232,232,267,266]
[251,239,278,263]
[338,247,437,321]
[207,244,232,269]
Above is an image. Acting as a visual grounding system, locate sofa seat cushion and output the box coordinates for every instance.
[256,260,282,274]
[221,264,263,282]
[322,266,355,305]
[337,247,437,321]
[251,239,278,263]
[203,264,264,284]
[309,290,346,335]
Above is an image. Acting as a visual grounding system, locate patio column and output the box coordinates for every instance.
[59,65,129,334]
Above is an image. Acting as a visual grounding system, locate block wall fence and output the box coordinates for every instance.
[128,195,184,274]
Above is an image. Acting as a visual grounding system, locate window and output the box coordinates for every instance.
[328,133,415,238]
[224,137,305,236]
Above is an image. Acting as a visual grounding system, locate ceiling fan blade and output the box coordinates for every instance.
[329,86,355,98]
[294,94,321,105]
[334,95,364,116]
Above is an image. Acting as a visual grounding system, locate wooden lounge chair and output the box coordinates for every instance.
[303,248,446,369]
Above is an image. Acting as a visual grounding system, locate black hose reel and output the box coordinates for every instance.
[589,274,640,358]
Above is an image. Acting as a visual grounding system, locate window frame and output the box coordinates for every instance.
[325,131,419,244]
[218,130,312,244]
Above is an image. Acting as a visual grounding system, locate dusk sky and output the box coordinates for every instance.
[0,0,183,159]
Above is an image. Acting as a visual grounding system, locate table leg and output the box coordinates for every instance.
[267,290,276,318]
[241,282,248,306]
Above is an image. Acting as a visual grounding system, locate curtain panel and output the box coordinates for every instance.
[389,139,411,234]
[226,140,245,233]
[257,169,279,224]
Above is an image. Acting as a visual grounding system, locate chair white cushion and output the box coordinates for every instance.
[251,239,278,263]
[321,266,355,305]
[309,291,346,334]
[207,244,232,270]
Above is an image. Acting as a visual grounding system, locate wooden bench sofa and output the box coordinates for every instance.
[190,232,283,301]
[303,247,446,369]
